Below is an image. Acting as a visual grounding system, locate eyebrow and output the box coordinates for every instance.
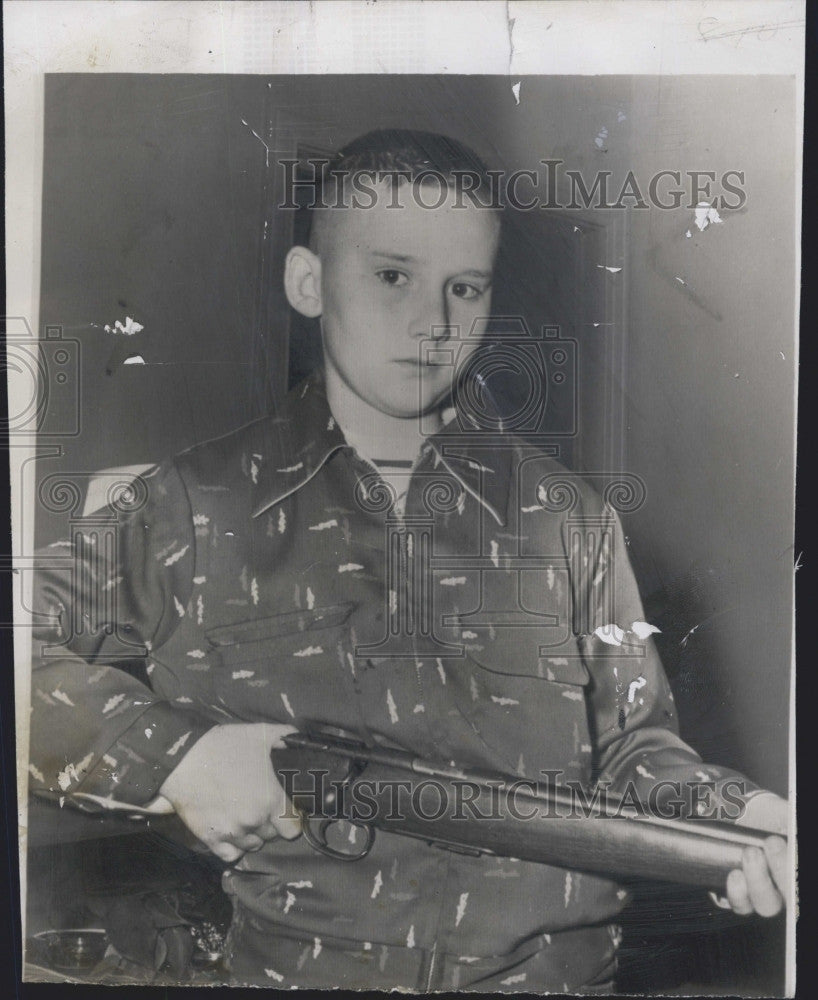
[370,251,418,263]
[369,250,493,278]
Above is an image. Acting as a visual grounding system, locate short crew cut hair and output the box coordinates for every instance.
[329,127,494,179]
[305,128,501,248]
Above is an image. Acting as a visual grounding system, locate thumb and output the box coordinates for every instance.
[736,792,789,836]
[142,794,176,815]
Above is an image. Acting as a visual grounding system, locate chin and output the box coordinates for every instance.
[376,385,448,420]
[376,401,427,420]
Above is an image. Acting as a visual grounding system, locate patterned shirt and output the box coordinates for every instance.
[29,372,755,990]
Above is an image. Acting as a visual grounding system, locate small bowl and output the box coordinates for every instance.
[33,928,109,972]
[191,949,224,971]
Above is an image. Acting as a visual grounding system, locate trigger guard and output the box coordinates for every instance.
[301,815,375,861]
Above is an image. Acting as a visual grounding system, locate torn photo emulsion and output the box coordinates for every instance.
[5,2,800,995]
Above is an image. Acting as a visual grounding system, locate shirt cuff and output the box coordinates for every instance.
[88,702,215,806]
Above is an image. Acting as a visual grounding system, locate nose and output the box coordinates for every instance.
[411,286,451,342]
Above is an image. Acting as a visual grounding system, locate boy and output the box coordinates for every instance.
[30,129,789,991]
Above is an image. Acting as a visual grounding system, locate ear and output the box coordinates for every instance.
[284,245,322,318]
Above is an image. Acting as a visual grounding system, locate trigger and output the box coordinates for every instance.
[302,816,375,862]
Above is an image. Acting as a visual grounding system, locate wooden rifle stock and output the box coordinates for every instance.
[272,732,778,892]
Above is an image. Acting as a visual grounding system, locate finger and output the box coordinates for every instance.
[210,840,244,863]
[269,725,298,748]
[726,868,753,915]
[253,821,280,841]
[743,846,783,917]
[272,811,303,840]
[764,837,790,903]
[233,832,265,853]
[269,792,303,840]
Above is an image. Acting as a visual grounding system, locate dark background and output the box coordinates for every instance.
[22,74,796,993]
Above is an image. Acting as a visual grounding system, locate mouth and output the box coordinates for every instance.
[393,358,445,369]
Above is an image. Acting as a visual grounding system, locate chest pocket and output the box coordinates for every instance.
[433,560,584,681]
[429,618,593,780]
[202,602,358,726]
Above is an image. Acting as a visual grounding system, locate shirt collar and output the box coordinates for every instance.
[424,436,510,527]
[251,372,347,519]
[251,372,510,526]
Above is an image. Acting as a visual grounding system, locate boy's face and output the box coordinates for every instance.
[311,181,500,420]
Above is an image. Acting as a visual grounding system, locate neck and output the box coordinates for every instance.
[323,367,442,463]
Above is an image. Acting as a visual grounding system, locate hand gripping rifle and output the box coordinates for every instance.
[271,731,782,891]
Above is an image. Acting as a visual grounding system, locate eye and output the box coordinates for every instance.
[449,281,485,301]
[376,269,409,287]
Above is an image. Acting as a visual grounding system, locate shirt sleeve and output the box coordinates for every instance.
[28,459,214,810]
[573,504,761,821]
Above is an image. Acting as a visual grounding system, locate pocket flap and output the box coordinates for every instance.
[469,650,590,686]
[205,602,356,647]
[537,655,590,686]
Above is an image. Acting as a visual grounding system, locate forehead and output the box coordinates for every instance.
[317,180,500,268]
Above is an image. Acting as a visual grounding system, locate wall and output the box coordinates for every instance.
[624,76,794,792]
[489,75,795,792]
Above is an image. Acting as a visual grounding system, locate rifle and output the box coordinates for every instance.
[271,730,782,892]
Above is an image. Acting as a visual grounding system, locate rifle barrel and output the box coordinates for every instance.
[275,731,775,890]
